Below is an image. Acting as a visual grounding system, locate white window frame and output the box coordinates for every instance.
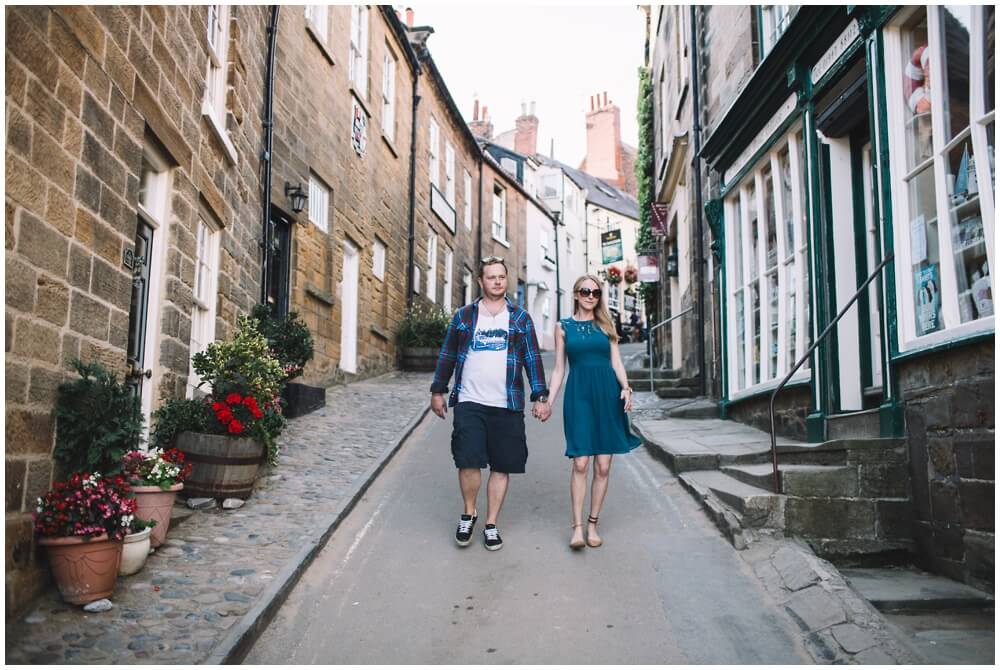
[725,128,810,398]
[463,170,473,229]
[349,4,369,99]
[445,142,456,205]
[426,233,438,301]
[884,6,995,353]
[308,173,330,233]
[305,5,329,44]
[202,5,237,164]
[462,267,473,306]
[382,46,397,142]
[761,5,795,57]
[373,237,386,281]
[540,226,550,260]
[443,248,454,312]
[188,212,222,396]
[492,183,507,243]
[429,117,440,189]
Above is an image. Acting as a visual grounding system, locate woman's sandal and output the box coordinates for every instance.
[569,523,586,550]
[586,515,603,548]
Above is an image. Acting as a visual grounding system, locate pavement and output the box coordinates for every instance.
[4,371,433,665]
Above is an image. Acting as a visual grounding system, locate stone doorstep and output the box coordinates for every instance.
[678,470,784,529]
[840,567,996,612]
[721,463,859,497]
[826,407,882,440]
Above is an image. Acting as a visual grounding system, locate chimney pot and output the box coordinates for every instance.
[530,101,536,116]
[483,106,489,120]
[603,91,608,107]
[405,7,414,27]
[473,99,480,121]
[521,101,527,116]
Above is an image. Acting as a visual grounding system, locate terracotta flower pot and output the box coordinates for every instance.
[119,527,152,576]
[38,534,123,605]
[131,483,183,547]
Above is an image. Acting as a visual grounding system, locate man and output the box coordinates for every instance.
[430,257,550,551]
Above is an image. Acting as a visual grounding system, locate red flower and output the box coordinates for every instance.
[228,420,244,435]
[251,407,263,420]
[218,409,234,423]
[212,402,224,412]
[225,392,242,405]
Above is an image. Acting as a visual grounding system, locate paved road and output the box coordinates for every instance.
[246,357,810,664]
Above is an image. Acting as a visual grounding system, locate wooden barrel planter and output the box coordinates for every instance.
[176,432,266,500]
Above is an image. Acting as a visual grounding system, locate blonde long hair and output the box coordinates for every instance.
[572,274,619,342]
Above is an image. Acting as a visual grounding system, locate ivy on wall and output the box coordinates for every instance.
[635,65,657,320]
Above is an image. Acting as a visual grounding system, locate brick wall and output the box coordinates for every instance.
[481,162,526,297]
[5,5,267,617]
[898,341,995,592]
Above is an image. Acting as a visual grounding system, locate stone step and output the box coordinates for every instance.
[728,443,849,467]
[629,379,689,393]
[841,567,995,612]
[675,470,754,549]
[666,398,718,419]
[626,369,680,382]
[721,463,859,497]
[655,386,699,399]
[679,470,784,529]
[827,408,881,440]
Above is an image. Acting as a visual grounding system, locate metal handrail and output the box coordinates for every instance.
[646,307,694,393]
[767,252,894,493]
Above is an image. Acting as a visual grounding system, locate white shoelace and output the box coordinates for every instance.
[484,527,499,540]
[458,518,474,533]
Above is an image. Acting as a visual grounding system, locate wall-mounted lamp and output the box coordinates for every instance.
[284,182,308,214]
[666,251,679,278]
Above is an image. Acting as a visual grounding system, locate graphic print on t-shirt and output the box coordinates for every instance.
[471,328,507,351]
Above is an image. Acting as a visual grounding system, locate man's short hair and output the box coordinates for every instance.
[478,256,507,278]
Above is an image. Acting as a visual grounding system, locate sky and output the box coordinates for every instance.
[413,4,647,166]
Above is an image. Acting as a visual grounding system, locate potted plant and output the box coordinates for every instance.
[121,448,192,547]
[397,303,451,371]
[119,518,156,577]
[173,316,287,500]
[605,265,623,285]
[33,472,136,604]
[251,303,322,419]
[624,265,639,285]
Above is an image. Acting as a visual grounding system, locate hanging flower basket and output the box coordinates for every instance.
[606,266,623,285]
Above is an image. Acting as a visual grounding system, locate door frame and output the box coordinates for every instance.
[339,239,360,374]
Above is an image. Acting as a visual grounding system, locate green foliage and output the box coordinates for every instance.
[54,359,144,476]
[192,316,285,402]
[250,304,315,381]
[130,517,158,532]
[149,398,212,451]
[396,303,451,349]
[635,65,659,320]
[255,406,288,466]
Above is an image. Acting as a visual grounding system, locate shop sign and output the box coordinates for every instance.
[352,100,367,157]
[601,229,624,264]
[637,254,659,283]
[651,202,669,236]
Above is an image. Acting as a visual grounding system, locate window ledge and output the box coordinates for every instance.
[381,132,399,158]
[892,325,995,364]
[542,256,556,269]
[350,87,372,117]
[305,283,336,307]
[492,235,511,249]
[306,22,336,65]
[369,324,390,341]
[728,369,811,403]
[674,81,689,121]
[201,103,238,165]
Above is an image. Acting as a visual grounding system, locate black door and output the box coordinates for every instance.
[266,210,293,316]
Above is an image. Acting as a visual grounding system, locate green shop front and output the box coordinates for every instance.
[704,6,994,587]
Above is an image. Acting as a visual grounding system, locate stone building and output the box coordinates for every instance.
[651,5,995,590]
[5,5,269,615]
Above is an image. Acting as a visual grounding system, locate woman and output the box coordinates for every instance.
[544,275,641,549]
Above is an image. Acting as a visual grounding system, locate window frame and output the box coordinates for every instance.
[426,233,438,302]
[305,5,329,44]
[463,170,473,229]
[349,4,370,100]
[187,211,222,396]
[381,45,397,142]
[445,142,456,205]
[492,183,507,243]
[308,172,331,233]
[443,247,454,312]
[373,236,386,281]
[429,117,440,189]
[202,5,237,164]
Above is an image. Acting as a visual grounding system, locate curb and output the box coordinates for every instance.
[205,404,431,664]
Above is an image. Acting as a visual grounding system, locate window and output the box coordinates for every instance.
[429,118,440,188]
[886,6,995,349]
[373,237,386,281]
[308,173,330,233]
[540,173,561,200]
[445,142,455,204]
[202,5,236,162]
[462,267,473,306]
[492,184,507,242]
[463,170,473,229]
[305,5,328,43]
[188,213,221,396]
[726,130,810,395]
[426,233,438,301]
[761,6,795,56]
[381,47,397,142]
[443,248,454,311]
[542,295,551,332]
[349,5,369,98]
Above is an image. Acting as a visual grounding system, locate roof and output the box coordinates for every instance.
[538,157,639,220]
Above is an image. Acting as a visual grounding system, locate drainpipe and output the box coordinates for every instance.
[690,4,706,396]
[477,157,484,273]
[260,6,280,304]
[406,72,420,309]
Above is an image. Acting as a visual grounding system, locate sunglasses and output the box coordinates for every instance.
[480,255,505,265]
[576,288,602,298]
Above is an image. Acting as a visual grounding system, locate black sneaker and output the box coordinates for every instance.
[483,524,503,551]
[455,513,477,547]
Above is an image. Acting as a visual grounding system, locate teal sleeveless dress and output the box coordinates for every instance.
[560,318,642,458]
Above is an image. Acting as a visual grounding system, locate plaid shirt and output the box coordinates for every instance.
[430,297,548,411]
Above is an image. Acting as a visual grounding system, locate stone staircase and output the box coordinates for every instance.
[626,367,699,398]
[632,414,915,559]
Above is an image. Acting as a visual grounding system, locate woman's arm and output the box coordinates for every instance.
[609,338,633,411]
[546,321,568,405]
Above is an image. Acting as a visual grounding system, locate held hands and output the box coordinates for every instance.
[620,387,633,412]
[532,400,552,422]
[430,393,448,419]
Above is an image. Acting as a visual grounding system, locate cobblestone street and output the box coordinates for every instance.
[4,372,432,664]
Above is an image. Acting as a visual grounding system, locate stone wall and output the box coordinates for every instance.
[5,5,268,617]
[897,340,995,592]
[725,384,813,442]
[480,161,526,297]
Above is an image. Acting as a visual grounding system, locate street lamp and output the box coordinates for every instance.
[284,182,308,214]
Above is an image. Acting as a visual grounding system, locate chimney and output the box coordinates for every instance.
[581,91,624,189]
[473,99,480,122]
[514,99,539,156]
[468,99,494,140]
[405,7,414,27]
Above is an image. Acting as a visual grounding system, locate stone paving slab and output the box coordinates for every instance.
[841,566,995,610]
[4,371,433,665]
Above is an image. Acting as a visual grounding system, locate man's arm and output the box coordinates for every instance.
[430,310,462,396]
[521,313,549,402]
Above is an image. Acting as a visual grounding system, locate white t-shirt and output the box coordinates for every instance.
[459,306,509,408]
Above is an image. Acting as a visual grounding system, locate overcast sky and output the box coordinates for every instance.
[414,4,646,165]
